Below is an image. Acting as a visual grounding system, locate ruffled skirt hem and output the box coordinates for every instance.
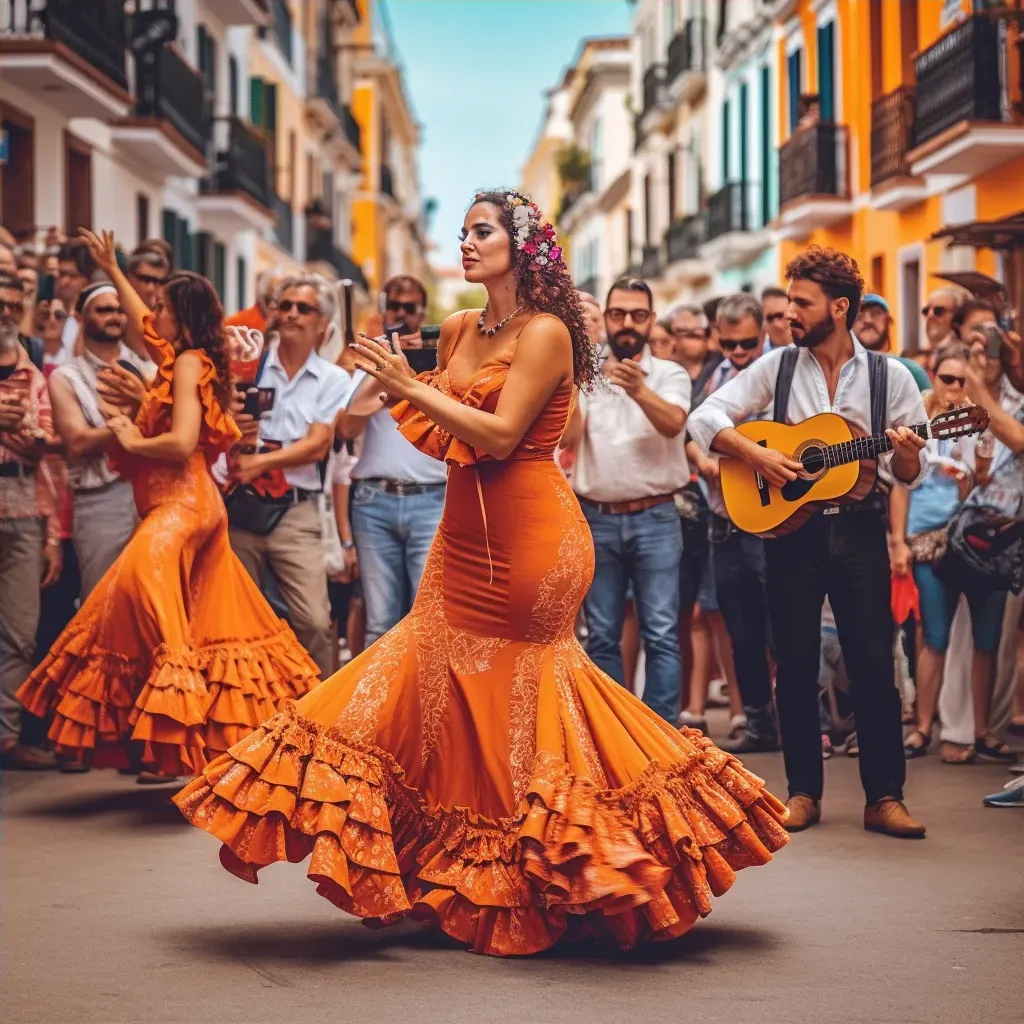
[173,702,790,956]
[18,626,320,776]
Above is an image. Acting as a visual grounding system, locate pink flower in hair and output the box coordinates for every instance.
[543,225,556,241]
[549,245,563,263]
[522,240,539,255]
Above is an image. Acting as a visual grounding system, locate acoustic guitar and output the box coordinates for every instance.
[719,406,991,537]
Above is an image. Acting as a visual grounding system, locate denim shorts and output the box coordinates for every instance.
[913,561,1007,653]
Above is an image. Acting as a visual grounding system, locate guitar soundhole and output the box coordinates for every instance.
[800,445,826,475]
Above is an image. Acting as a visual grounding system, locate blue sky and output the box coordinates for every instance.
[385,0,631,266]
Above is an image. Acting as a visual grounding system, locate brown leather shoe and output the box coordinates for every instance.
[784,794,821,832]
[864,797,926,838]
[0,744,57,770]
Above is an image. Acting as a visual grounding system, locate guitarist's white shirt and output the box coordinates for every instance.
[687,338,928,488]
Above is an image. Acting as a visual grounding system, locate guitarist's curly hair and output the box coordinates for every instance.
[785,246,865,329]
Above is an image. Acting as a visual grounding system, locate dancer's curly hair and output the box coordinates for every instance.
[163,271,233,409]
[784,245,865,329]
[472,189,599,391]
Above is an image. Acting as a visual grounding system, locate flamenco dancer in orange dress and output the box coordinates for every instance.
[176,191,789,955]
[18,231,319,780]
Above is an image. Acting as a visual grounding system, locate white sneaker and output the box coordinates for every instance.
[706,678,729,708]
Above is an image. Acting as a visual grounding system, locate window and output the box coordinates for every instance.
[229,55,239,116]
[0,112,34,240]
[250,77,277,136]
[901,255,921,354]
[869,0,883,100]
[759,64,772,226]
[288,129,297,202]
[643,172,652,245]
[213,242,226,300]
[197,24,216,103]
[721,98,731,181]
[667,150,677,223]
[787,48,802,132]
[237,255,247,311]
[162,209,194,271]
[65,134,92,235]
[739,81,749,185]
[817,22,835,121]
[137,193,149,246]
[871,254,884,295]
[899,1,918,85]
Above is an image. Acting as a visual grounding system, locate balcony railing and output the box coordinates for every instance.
[267,0,293,65]
[914,15,1004,149]
[665,213,705,263]
[271,191,294,254]
[343,104,361,151]
[871,85,916,186]
[642,64,666,116]
[314,48,344,123]
[667,19,704,85]
[134,44,209,158]
[201,116,272,210]
[640,243,663,280]
[1,0,128,91]
[381,164,395,198]
[307,226,367,289]
[779,122,848,206]
[706,182,748,240]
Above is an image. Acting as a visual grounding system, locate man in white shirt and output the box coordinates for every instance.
[228,274,354,675]
[687,294,778,754]
[341,275,445,646]
[563,277,690,723]
[688,246,928,838]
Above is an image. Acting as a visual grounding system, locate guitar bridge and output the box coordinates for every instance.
[755,439,771,507]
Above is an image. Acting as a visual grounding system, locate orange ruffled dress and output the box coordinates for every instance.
[18,323,319,775]
[174,312,789,955]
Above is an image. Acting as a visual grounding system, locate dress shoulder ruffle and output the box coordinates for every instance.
[139,315,241,455]
[390,366,509,466]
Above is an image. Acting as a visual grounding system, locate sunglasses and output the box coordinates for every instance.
[0,298,25,315]
[386,300,421,316]
[922,305,950,318]
[765,311,787,323]
[277,299,319,316]
[91,305,124,317]
[936,372,966,387]
[41,308,68,321]
[720,336,761,352]
[133,272,167,287]
[606,308,652,324]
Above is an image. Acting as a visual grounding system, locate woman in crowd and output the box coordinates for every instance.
[175,189,789,956]
[17,229,319,780]
[33,290,68,373]
[888,344,1002,762]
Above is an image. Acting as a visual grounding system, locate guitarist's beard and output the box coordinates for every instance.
[608,329,647,361]
[793,314,835,350]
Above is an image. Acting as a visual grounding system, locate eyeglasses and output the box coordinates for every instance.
[720,336,761,352]
[606,308,652,324]
[277,299,319,316]
[91,305,124,317]
[133,272,167,287]
[765,311,787,323]
[936,372,966,387]
[0,298,25,315]
[386,300,422,316]
[41,308,68,322]
[922,305,950,318]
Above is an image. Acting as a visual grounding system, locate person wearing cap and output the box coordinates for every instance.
[48,282,152,599]
[853,293,931,392]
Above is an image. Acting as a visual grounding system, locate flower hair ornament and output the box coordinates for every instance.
[477,191,564,273]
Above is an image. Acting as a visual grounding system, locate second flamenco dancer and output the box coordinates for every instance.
[176,190,790,955]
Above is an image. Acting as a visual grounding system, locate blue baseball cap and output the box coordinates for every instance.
[861,293,889,312]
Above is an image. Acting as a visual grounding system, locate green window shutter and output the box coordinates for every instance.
[213,243,226,300]
[722,99,731,181]
[265,82,278,136]
[760,63,772,226]
[817,22,835,122]
[250,76,264,126]
[195,231,212,278]
[162,208,177,247]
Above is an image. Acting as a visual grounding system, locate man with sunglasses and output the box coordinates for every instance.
[922,288,963,356]
[125,248,170,311]
[565,277,690,724]
[48,282,149,600]
[343,274,446,648]
[687,293,778,754]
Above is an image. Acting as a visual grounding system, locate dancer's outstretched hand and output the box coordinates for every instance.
[351,333,415,401]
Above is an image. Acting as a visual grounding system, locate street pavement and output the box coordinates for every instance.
[2,746,1021,1024]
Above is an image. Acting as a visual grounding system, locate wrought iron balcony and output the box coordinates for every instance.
[307,226,367,289]
[665,213,705,264]
[778,122,848,206]
[913,15,1004,150]
[871,85,916,187]
[133,43,210,161]
[201,117,272,210]
[640,243,663,280]
[706,183,748,240]
[641,64,667,117]
[0,0,128,98]
[667,19,705,86]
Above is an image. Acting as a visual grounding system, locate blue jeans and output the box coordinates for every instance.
[582,502,683,722]
[912,561,1006,653]
[351,481,445,645]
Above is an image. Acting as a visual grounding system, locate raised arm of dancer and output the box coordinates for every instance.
[77,228,152,362]
[105,352,203,461]
[353,312,571,462]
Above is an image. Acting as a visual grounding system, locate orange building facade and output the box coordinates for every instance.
[776,0,1024,353]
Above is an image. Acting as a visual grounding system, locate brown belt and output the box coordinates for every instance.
[578,493,674,516]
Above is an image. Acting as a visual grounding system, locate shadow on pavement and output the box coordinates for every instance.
[15,781,189,827]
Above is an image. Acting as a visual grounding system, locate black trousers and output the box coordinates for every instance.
[711,517,773,710]
[765,511,905,805]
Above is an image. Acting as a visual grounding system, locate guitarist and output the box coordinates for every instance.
[688,246,929,839]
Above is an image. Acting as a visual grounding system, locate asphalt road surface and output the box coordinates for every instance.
[2,748,1021,1024]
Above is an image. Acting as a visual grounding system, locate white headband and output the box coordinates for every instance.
[80,284,118,313]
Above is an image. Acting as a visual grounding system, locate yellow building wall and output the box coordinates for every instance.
[350,79,378,294]
[778,0,1024,348]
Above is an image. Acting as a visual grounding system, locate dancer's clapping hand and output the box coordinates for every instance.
[97,363,147,419]
[350,333,415,401]
[107,414,145,453]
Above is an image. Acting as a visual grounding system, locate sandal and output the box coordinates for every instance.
[902,706,916,725]
[903,730,931,759]
[845,731,859,758]
[975,737,1019,765]
[940,740,975,765]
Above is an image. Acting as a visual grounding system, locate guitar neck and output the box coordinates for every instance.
[825,423,929,468]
